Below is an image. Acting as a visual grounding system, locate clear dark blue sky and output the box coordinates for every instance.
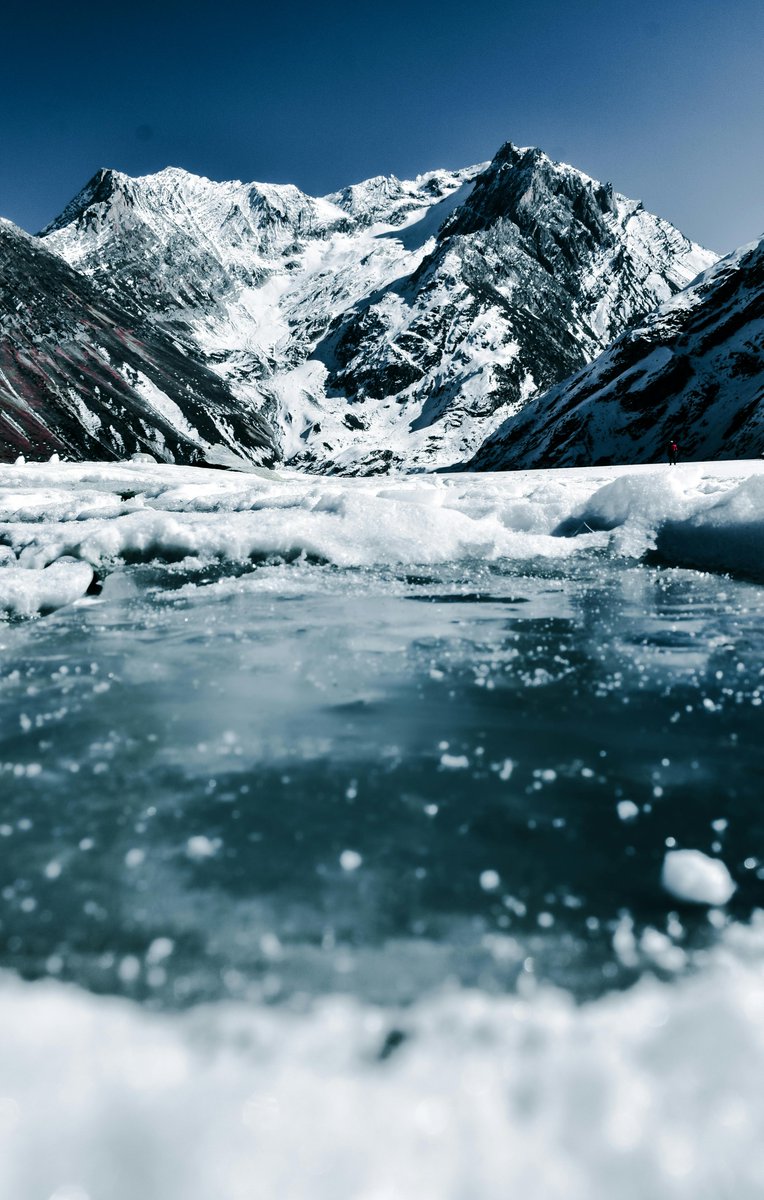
[1,0,761,252]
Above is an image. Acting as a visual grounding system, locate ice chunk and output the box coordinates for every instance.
[479,869,501,892]
[186,835,219,861]
[440,753,469,770]
[0,558,94,618]
[661,849,737,906]
[339,849,363,871]
[617,800,639,821]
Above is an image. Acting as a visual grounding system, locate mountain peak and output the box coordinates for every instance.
[38,167,132,236]
[30,140,718,474]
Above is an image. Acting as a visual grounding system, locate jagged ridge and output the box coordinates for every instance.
[469,235,764,469]
[32,142,716,472]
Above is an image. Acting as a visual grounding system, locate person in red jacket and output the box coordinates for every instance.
[668,438,678,466]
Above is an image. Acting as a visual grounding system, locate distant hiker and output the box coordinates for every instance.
[668,439,678,466]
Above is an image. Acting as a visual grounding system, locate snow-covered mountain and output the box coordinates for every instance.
[469,233,764,470]
[37,142,715,472]
[0,219,276,466]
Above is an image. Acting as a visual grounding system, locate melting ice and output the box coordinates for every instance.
[1,459,763,1199]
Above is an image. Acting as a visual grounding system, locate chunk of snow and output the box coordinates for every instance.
[661,849,736,906]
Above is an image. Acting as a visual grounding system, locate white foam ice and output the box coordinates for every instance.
[1,459,763,615]
[0,916,763,1200]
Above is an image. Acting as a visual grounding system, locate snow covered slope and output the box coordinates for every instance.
[39,143,715,472]
[470,234,764,470]
[0,219,277,466]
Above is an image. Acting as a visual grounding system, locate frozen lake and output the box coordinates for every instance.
[1,459,763,1198]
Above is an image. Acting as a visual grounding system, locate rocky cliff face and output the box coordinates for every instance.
[24,143,716,471]
[316,144,714,471]
[468,234,764,470]
[0,219,276,465]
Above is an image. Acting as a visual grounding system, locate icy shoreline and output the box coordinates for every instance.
[2,459,764,617]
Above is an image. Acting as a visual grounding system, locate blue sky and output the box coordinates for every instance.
[1,0,762,252]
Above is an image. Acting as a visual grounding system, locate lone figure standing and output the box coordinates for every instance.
[668,438,678,466]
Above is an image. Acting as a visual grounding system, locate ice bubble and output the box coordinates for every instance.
[186,836,219,861]
[479,870,501,892]
[617,800,639,821]
[146,938,175,965]
[440,753,469,770]
[125,848,146,869]
[612,914,638,967]
[498,759,514,781]
[260,933,283,960]
[117,956,141,984]
[339,849,363,872]
[640,927,687,972]
[661,849,737,906]
[44,861,62,880]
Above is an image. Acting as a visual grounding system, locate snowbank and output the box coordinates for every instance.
[1,460,763,615]
[0,918,763,1200]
